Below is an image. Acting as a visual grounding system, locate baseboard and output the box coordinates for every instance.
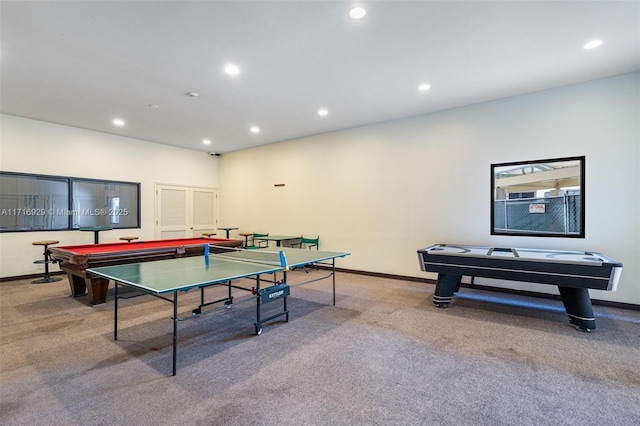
[330,267,640,311]
[3,267,638,311]
[0,271,66,283]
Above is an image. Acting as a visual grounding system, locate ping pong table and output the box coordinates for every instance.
[87,246,350,376]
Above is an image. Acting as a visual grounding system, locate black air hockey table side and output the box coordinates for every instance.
[417,244,623,331]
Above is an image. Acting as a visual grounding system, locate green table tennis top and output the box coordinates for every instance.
[87,247,350,294]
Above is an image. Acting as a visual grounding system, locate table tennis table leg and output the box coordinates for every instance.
[332,259,336,305]
[114,282,119,341]
[255,276,262,335]
[172,291,178,376]
[283,271,289,322]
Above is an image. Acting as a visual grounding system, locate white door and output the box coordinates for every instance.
[191,188,217,236]
[156,184,218,239]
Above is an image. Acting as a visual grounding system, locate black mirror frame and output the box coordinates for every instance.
[490,156,585,238]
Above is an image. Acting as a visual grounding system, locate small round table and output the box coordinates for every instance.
[217,227,239,238]
[79,226,113,244]
[202,232,217,238]
[119,236,139,242]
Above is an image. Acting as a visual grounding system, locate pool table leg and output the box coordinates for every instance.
[65,274,109,305]
[558,286,596,331]
[86,278,110,305]
[433,274,462,308]
[66,273,87,297]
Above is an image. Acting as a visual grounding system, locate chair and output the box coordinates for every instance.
[296,236,319,250]
[245,232,269,249]
[291,236,319,272]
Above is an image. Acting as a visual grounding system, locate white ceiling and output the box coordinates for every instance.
[1,1,639,154]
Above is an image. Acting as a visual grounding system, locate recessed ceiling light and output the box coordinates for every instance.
[187,92,199,98]
[250,126,260,134]
[203,139,211,145]
[318,109,329,116]
[225,64,240,76]
[583,40,603,50]
[418,83,431,91]
[349,7,366,19]
[113,119,125,126]
[148,103,160,109]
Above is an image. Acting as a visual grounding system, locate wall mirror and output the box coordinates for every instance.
[491,156,585,237]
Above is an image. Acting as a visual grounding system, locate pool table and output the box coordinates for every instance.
[50,237,242,305]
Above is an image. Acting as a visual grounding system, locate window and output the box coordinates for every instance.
[0,172,140,232]
[491,156,585,238]
[71,179,139,229]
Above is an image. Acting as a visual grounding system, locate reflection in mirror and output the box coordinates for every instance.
[491,156,585,237]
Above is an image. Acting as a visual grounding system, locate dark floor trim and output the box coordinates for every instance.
[0,271,66,283]
[3,268,638,311]
[331,267,640,312]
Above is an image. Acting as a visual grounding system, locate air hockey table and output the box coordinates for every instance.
[417,244,623,331]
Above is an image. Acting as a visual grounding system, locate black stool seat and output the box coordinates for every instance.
[32,240,62,284]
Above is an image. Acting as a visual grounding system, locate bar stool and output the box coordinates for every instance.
[119,236,139,242]
[32,240,63,284]
[202,232,217,238]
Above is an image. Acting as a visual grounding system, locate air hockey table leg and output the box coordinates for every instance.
[558,286,597,332]
[433,274,462,308]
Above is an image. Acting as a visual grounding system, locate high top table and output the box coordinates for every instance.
[79,226,113,244]
[217,227,239,238]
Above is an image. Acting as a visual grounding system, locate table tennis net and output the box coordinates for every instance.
[207,245,288,267]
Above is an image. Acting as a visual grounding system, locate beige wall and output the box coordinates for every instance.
[0,114,219,277]
[219,73,640,305]
[1,73,638,305]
